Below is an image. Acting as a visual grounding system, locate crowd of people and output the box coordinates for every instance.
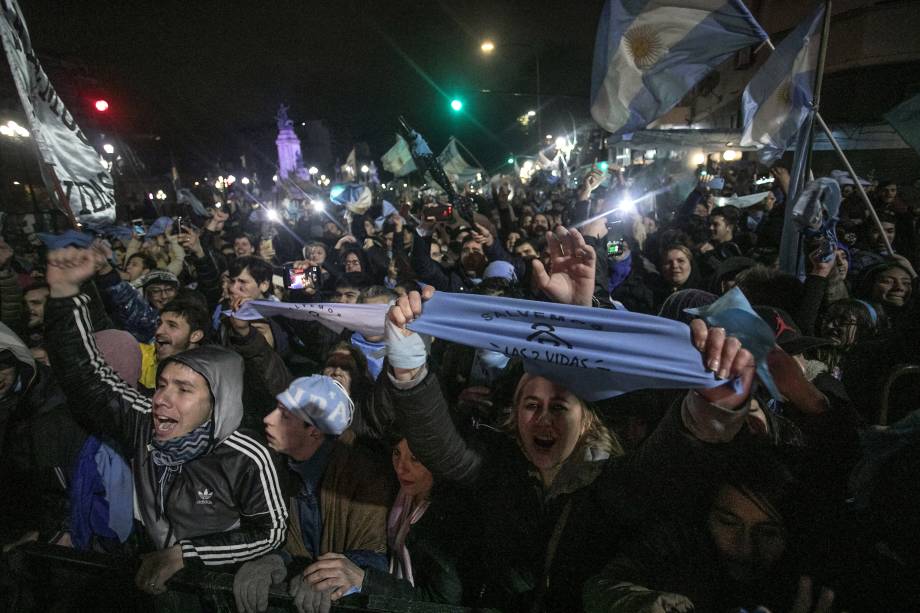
[0,156,918,613]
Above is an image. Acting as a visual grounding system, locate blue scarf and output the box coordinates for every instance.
[607,253,632,293]
[350,332,385,380]
[150,419,214,515]
[408,288,776,402]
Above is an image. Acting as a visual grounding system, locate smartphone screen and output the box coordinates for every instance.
[283,263,306,290]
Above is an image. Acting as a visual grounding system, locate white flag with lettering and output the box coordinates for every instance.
[0,0,115,222]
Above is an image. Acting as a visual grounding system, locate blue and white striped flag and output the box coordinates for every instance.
[740,4,825,164]
[591,0,767,137]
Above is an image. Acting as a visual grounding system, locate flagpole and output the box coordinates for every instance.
[452,137,488,175]
[814,114,894,254]
[802,0,832,181]
[762,3,894,255]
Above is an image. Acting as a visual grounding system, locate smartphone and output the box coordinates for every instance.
[606,239,626,257]
[425,203,452,221]
[173,216,183,235]
[282,262,307,290]
[282,263,321,290]
[132,218,146,237]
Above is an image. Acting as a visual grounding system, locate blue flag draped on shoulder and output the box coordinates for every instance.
[740,4,825,164]
[591,0,767,138]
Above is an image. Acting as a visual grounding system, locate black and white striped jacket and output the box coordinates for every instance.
[46,293,287,567]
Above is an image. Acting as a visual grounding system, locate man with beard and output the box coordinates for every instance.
[95,226,221,344]
[22,283,49,346]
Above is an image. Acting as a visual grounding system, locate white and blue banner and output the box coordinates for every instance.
[740,4,825,164]
[232,300,387,338]
[0,0,115,223]
[233,289,778,403]
[591,0,767,138]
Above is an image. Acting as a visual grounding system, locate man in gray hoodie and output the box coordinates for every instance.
[43,247,288,598]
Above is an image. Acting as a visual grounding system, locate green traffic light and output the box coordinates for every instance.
[450,99,463,112]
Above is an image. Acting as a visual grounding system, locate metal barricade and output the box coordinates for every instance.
[9,543,471,613]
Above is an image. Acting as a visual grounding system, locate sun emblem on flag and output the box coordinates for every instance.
[624,24,665,70]
[779,80,793,106]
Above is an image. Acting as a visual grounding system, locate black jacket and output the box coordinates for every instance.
[46,294,287,567]
[0,323,86,541]
[384,370,647,612]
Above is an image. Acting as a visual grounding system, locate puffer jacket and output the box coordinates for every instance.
[46,294,287,566]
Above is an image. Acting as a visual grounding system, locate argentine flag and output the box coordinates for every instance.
[381,134,417,177]
[591,0,767,137]
[741,4,825,163]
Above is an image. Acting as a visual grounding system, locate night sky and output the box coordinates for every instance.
[21,0,607,176]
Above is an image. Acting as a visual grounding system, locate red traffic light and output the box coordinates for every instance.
[94,99,109,112]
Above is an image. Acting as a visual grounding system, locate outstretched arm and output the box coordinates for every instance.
[385,287,483,485]
[44,247,152,456]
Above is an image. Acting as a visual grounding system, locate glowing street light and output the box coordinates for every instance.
[241,177,250,185]
[450,99,463,112]
[226,175,236,185]
[360,164,369,174]
[308,166,319,175]
[0,120,29,138]
[155,189,167,201]
[527,110,536,117]
[272,174,279,182]
[480,40,495,54]
[102,143,115,155]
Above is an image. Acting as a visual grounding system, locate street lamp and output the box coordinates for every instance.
[308,166,319,175]
[480,39,542,139]
[102,143,115,155]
